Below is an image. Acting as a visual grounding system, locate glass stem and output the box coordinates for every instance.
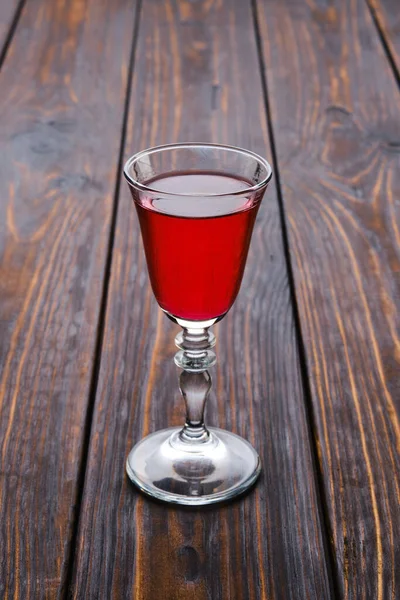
[179,370,211,443]
[174,326,216,372]
[174,326,217,443]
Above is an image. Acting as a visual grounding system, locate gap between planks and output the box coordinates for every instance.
[365,0,400,89]
[0,0,27,70]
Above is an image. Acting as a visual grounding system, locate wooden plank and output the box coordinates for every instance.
[0,0,137,597]
[0,0,20,56]
[367,0,400,76]
[70,0,333,598]
[255,0,400,598]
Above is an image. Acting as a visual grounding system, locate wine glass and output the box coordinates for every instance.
[124,143,272,505]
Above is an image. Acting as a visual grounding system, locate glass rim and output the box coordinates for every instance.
[123,142,273,197]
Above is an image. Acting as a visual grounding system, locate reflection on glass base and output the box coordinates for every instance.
[126,427,261,505]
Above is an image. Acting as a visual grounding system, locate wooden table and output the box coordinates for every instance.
[1,0,399,598]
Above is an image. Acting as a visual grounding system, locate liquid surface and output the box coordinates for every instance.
[146,172,253,218]
[132,172,261,321]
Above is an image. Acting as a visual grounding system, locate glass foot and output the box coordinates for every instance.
[126,427,261,505]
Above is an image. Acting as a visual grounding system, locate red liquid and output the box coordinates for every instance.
[132,172,262,321]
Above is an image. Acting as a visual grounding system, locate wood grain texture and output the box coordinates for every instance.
[256,0,400,597]
[367,0,400,75]
[71,0,332,598]
[0,0,20,54]
[0,0,137,596]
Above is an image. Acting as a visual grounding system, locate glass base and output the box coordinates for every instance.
[126,427,261,505]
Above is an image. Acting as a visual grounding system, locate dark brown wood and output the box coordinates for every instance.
[255,0,400,598]
[367,0,400,75]
[71,0,332,599]
[0,0,19,53]
[0,0,137,597]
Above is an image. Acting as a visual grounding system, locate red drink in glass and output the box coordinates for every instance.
[133,172,261,321]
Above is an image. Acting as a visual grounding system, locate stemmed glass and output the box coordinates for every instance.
[124,143,272,505]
